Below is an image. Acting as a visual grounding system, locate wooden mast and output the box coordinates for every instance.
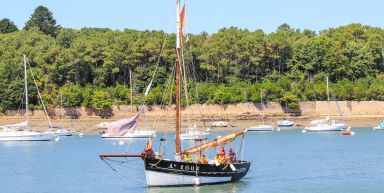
[130,68,133,113]
[175,0,181,154]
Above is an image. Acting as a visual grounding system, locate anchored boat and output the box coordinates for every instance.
[0,55,54,141]
[247,88,275,132]
[304,77,347,133]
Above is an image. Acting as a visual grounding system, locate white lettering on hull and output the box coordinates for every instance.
[145,170,232,186]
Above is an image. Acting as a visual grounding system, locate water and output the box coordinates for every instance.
[0,128,383,193]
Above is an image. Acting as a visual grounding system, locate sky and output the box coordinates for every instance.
[0,0,383,34]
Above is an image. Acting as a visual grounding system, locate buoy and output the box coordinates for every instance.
[78,132,84,137]
[277,128,281,131]
[54,137,60,142]
[118,141,125,145]
[302,130,307,133]
[340,131,355,136]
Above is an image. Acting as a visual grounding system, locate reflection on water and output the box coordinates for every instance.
[146,181,249,193]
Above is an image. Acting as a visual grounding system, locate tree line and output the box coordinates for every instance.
[1,6,384,112]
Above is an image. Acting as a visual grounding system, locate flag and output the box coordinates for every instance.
[179,4,187,37]
[180,5,187,27]
[144,80,153,97]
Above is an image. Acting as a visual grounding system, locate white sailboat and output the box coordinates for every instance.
[0,55,54,141]
[304,77,346,132]
[180,124,210,140]
[246,88,275,131]
[373,121,384,130]
[49,92,76,136]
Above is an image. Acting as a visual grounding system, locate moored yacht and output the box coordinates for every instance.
[247,88,275,132]
[304,77,347,133]
[0,55,55,141]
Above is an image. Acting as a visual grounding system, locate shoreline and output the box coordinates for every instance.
[0,114,382,134]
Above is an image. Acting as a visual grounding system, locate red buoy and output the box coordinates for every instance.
[340,131,355,136]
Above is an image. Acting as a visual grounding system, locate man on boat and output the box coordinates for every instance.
[200,155,208,164]
[219,146,226,157]
[184,154,192,163]
[228,147,236,163]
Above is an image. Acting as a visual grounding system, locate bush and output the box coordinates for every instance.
[60,83,83,107]
[92,89,113,110]
[279,92,300,109]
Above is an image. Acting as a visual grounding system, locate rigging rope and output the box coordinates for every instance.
[26,59,53,128]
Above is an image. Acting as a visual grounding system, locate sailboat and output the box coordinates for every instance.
[246,88,275,131]
[49,92,76,136]
[180,124,210,140]
[99,1,251,186]
[304,77,346,132]
[0,55,54,141]
[373,121,384,130]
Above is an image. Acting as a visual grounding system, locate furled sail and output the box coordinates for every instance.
[182,130,245,155]
[107,114,139,137]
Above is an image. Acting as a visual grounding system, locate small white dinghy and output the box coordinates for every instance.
[211,121,228,127]
[277,120,294,127]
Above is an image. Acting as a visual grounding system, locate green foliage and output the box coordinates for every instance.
[2,7,384,111]
[82,84,93,108]
[0,18,18,34]
[24,6,60,36]
[60,83,83,107]
[92,89,113,110]
[279,92,300,109]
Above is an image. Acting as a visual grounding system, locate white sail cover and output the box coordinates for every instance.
[107,115,139,137]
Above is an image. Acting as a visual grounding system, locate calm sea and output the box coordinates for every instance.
[0,128,383,193]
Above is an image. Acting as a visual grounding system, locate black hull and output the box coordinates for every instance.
[144,158,251,187]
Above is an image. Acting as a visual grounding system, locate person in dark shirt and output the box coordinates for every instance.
[228,147,236,163]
